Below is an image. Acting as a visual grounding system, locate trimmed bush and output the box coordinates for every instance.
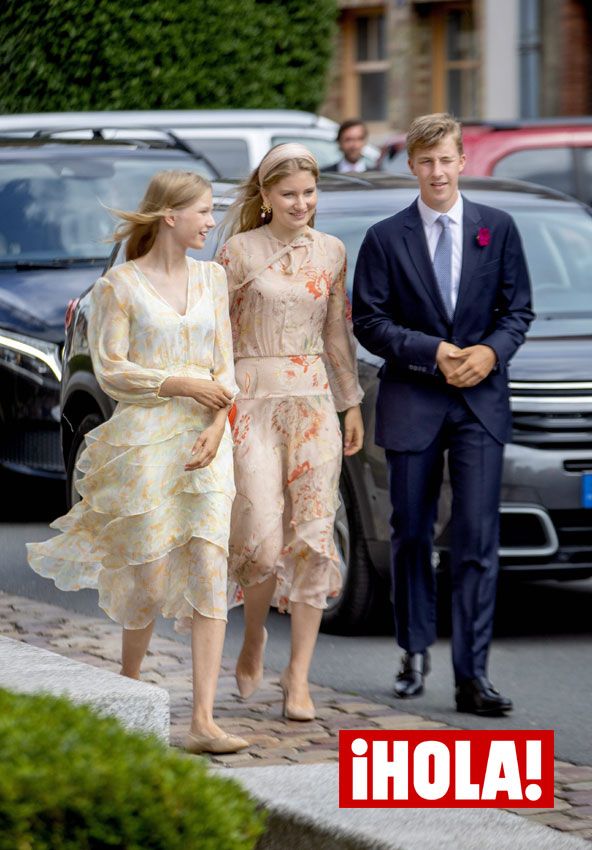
[0,688,265,850]
[0,0,338,114]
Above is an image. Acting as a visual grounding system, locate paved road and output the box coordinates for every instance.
[2,474,591,765]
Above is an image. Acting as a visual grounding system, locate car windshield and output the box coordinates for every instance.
[0,155,211,266]
[316,203,592,318]
[380,148,410,174]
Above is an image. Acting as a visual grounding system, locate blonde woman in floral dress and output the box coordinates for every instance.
[27,171,248,754]
[218,144,364,721]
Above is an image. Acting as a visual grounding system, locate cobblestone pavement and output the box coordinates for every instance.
[1,591,591,841]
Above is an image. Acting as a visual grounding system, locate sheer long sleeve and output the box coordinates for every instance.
[216,239,244,309]
[211,263,239,398]
[322,250,364,412]
[88,278,171,406]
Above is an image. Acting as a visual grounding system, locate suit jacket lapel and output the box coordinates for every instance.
[454,196,483,319]
[403,200,450,322]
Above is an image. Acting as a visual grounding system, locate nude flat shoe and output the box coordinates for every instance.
[279,673,316,722]
[235,627,268,700]
[185,731,249,755]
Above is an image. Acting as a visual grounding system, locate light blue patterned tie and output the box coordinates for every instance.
[433,214,453,319]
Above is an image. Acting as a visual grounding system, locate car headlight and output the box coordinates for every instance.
[0,329,62,382]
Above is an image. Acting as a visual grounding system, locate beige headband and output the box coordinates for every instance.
[258,143,318,186]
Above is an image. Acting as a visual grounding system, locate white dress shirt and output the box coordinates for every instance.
[337,157,367,174]
[418,194,464,312]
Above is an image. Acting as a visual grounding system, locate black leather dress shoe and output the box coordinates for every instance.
[455,677,513,716]
[393,651,430,698]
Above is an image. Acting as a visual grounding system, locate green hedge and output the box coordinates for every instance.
[0,689,265,850]
[0,0,338,113]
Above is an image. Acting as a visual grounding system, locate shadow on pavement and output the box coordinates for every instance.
[1,471,67,523]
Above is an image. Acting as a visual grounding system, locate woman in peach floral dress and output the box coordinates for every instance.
[27,171,248,755]
[218,144,364,720]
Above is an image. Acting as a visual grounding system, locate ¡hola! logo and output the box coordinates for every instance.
[339,730,554,808]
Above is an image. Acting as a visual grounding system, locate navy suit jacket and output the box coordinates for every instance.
[352,196,534,451]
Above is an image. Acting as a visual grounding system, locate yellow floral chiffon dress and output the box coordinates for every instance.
[27,258,237,629]
[217,225,363,612]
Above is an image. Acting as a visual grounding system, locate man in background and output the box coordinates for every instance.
[323,118,373,173]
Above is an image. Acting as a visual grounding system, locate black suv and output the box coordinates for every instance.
[61,174,592,634]
[0,132,214,483]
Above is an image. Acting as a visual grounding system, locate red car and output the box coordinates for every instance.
[379,119,592,205]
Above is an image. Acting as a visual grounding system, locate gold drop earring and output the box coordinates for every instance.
[260,201,272,220]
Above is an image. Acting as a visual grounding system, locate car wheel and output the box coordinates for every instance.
[321,470,388,635]
[66,413,103,509]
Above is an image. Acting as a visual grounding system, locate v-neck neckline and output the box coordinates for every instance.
[131,259,191,318]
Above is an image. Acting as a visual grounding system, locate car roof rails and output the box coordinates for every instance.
[9,125,221,178]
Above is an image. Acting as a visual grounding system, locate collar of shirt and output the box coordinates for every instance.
[417,193,464,229]
[337,158,367,173]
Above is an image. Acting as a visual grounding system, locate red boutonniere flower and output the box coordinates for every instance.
[476,227,491,247]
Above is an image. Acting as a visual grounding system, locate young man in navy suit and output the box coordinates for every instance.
[352,113,534,715]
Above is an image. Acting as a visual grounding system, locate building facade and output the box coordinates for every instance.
[321,0,592,137]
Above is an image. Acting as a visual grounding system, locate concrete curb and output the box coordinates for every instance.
[227,764,592,850]
[0,634,170,741]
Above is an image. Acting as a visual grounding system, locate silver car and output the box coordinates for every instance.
[0,109,380,179]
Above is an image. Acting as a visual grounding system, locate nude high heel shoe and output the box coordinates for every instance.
[235,628,268,700]
[185,731,249,755]
[279,672,316,722]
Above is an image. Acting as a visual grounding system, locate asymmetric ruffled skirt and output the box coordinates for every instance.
[228,355,343,612]
[27,397,235,630]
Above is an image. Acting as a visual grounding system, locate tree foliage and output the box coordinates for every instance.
[0,0,338,113]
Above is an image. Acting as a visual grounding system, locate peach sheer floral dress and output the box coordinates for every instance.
[217,225,363,611]
[27,258,237,630]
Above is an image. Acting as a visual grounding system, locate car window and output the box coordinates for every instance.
[381,148,410,174]
[0,156,210,264]
[184,138,249,179]
[512,207,592,316]
[272,135,378,171]
[272,135,342,169]
[318,204,592,319]
[315,212,386,295]
[492,148,576,197]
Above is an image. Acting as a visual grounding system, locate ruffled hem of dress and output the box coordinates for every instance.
[29,490,232,570]
[228,512,342,613]
[228,459,342,612]
[75,428,234,516]
[27,534,229,630]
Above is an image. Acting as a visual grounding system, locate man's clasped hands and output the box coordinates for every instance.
[436,341,497,388]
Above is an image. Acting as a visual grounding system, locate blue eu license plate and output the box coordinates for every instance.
[582,474,592,508]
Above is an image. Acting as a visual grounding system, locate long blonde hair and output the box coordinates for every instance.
[112,170,211,261]
[222,144,319,239]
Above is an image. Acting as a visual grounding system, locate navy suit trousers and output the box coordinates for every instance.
[386,394,504,683]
